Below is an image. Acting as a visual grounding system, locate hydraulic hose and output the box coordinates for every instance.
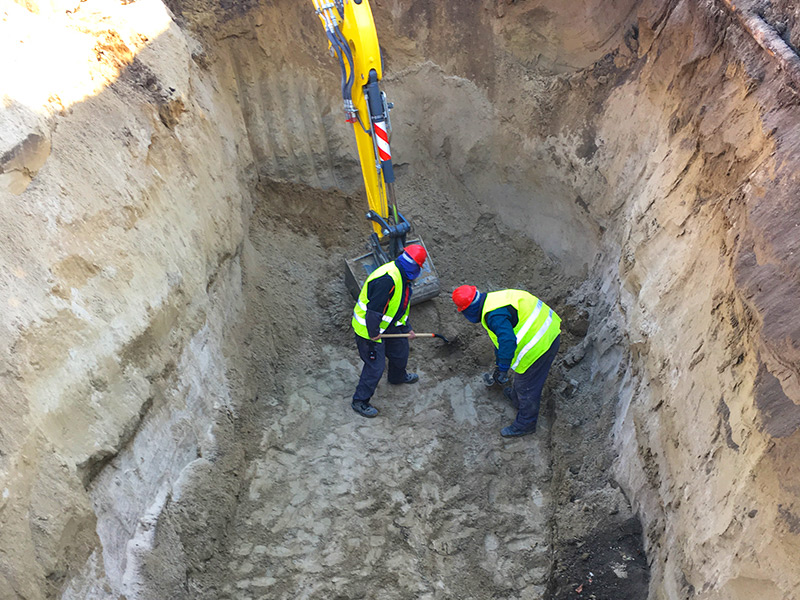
[332,23,354,101]
[313,1,355,112]
[332,23,373,134]
[325,29,349,101]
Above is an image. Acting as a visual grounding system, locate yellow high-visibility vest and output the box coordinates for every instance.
[352,262,409,341]
[481,290,561,373]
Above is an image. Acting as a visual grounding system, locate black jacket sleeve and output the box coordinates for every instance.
[364,273,395,338]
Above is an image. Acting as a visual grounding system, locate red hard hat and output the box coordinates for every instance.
[452,285,478,312]
[403,244,427,267]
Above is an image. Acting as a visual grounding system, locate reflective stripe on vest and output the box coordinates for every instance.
[481,290,561,374]
[351,262,409,340]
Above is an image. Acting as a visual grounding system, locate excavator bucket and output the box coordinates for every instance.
[344,238,440,305]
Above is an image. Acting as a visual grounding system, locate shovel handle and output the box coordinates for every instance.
[379,332,451,343]
[379,333,435,338]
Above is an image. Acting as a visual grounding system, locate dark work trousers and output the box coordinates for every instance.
[509,335,561,431]
[353,324,411,402]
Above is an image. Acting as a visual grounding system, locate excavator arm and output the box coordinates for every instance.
[312,0,440,303]
[312,1,403,242]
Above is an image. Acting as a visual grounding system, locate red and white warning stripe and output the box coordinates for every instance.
[373,120,391,162]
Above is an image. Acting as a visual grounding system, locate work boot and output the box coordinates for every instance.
[502,387,519,409]
[352,401,378,418]
[501,423,536,438]
[389,372,419,385]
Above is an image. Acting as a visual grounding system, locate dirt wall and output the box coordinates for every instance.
[1,0,255,596]
[598,3,800,598]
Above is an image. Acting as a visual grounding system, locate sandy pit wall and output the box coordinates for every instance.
[0,0,256,597]
[595,3,800,599]
[3,0,800,599]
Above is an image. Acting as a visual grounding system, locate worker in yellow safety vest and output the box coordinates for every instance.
[452,285,562,437]
[351,245,429,418]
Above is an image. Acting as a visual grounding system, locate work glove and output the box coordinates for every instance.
[483,367,510,387]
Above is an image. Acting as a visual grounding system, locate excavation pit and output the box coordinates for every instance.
[3,2,800,600]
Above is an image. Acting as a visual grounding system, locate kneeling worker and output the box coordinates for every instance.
[351,245,428,418]
[452,285,562,437]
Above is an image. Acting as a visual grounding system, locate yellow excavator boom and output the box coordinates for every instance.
[312,0,392,236]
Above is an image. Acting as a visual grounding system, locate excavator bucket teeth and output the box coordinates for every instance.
[344,238,441,305]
